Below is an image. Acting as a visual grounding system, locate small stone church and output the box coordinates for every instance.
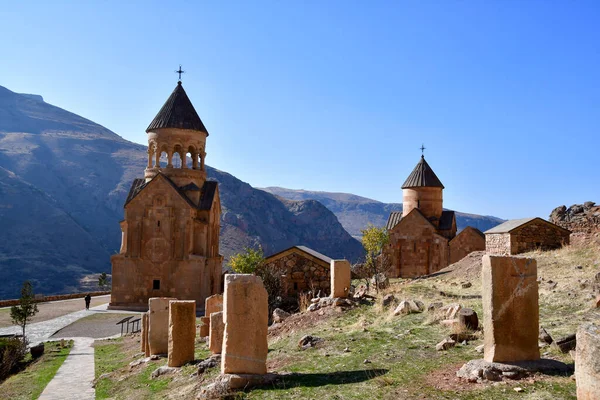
[109,80,223,311]
[382,155,485,278]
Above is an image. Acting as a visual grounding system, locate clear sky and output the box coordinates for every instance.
[1,1,599,219]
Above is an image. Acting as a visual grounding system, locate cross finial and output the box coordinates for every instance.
[420,143,426,156]
[175,65,185,82]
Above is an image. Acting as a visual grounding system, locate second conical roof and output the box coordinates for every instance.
[401,156,444,189]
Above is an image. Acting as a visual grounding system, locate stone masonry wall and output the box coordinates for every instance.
[449,228,485,264]
[265,251,330,296]
[511,221,570,254]
[485,233,511,255]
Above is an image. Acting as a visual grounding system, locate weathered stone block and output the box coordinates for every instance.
[205,294,223,316]
[575,323,600,400]
[221,274,268,375]
[482,256,540,362]
[148,297,176,355]
[141,313,149,354]
[330,259,351,298]
[167,300,196,367]
[199,316,210,338]
[209,311,225,354]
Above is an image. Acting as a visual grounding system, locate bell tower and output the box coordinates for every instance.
[144,79,208,188]
[401,154,444,228]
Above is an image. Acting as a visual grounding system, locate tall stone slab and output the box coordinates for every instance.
[200,294,224,338]
[148,297,176,356]
[482,255,540,362]
[221,274,268,375]
[330,259,351,298]
[576,323,600,400]
[168,300,196,367]
[209,311,225,355]
[141,313,149,354]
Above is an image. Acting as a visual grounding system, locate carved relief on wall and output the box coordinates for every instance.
[144,237,171,264]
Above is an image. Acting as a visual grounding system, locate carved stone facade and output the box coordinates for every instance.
[385,209,449,278]
[485,217,570,255]
[109,81,222,311]
[264,246,331,296]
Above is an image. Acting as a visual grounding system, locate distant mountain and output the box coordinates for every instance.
[260,187,505,238]
[0,85,362,299]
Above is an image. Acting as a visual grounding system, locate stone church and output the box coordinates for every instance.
[383,155,484,277]
[109,80,222,311]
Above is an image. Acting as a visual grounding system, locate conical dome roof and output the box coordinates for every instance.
[146,82,208,134]
[401,156,444,189]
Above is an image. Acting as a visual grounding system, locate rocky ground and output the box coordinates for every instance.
[92,238,599,399]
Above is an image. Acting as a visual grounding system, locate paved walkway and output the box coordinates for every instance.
[0,302,130,346]
[38,337,96,400]
[0,298,143,399]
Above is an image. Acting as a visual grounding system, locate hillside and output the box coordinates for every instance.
[260,187,504,238]
[0,85,362,299]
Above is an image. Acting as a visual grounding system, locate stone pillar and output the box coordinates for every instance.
[330,259,351,298]
[209,311,225,354]
[148,297,176,356]
[168,300,196,367]
[482,255,540,362]
[199,316,210,338]
[200,294,223,338]
[576,323,600,400]
[141,313,149,353]
[221,274,268,375]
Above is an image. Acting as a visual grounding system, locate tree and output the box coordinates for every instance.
[360,224,391,293]
[98,272,110,290]
[228,246,265,274]
[10,281,39,341]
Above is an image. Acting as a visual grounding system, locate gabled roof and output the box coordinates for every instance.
[386,209,455,231]
[265,245,332,265]
[124,173,218,211]
[146,82,208,134]
[484,217,571,234]
[451,226,485,242]
[402,156,444,189]
[439,210,455,231]
[386,211,403,230]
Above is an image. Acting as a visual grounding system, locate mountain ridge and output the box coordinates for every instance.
[0,84,362,299]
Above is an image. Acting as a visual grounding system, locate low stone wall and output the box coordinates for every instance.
[0,290,111,308]
[485,233,511,255]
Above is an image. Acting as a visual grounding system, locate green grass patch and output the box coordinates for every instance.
[0,340,73,400]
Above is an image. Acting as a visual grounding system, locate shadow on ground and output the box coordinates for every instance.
[262,369,389,390]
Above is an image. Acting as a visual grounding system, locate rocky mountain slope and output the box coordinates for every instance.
[550,201,600,235]
[260,187,504,238]
[0,85,362,299]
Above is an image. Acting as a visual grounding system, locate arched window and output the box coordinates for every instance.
[186,152,193,169]
[172,151,183,168]
[159,151,168,168]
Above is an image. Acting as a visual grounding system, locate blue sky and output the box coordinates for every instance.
[1,1,599,219]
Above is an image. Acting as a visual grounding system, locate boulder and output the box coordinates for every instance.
[554,334,577,354]
[458,308,479,330]
[272,308,291,323]
[393,300,423,316]
[298,335,322,350]
[427,302,443,312]
[539,327,553,345]
[382,294,396,307]
[436,338,456,351]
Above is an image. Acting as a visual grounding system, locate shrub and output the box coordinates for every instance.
[0,337,27,381]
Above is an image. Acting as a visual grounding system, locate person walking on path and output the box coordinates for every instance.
[84,294,91,310]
